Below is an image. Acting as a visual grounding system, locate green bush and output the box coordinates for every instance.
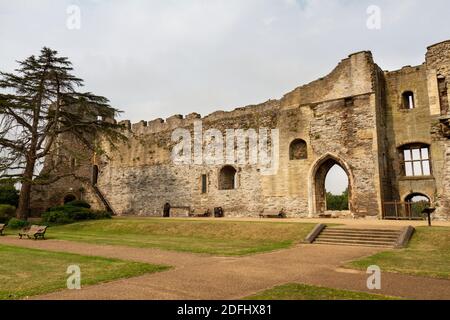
[0,179,19,207]
[7,218,29,230]
[42,202,111,225]
[0,204,16,224]
[41,211,74,224]
[66,200,91,209]
[94,211,113,220]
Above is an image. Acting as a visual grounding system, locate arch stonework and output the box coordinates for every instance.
[218,166,237,190]
[289,139,308,160]
[308,153,354,217]
[403,192,432,204]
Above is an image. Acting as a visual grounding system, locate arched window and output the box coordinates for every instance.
[289,139,308,160]
[218,166,237,190]
[399,144,431,177]
[402,91,415,109]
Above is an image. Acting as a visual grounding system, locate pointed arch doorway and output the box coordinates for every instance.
[309,154,353,216]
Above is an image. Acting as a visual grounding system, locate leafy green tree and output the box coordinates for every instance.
[0,47,125,219]
[326,188,349,211]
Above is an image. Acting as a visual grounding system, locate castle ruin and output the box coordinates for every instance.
[31,40,450,220]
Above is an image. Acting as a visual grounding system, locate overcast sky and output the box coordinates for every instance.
[1,0,449,194]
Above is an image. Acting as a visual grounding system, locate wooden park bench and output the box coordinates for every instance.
[19,225,48,240]
[169,206,191,217]
[0,224,5,236]
[259,209,287,219]
[189,209,212,218]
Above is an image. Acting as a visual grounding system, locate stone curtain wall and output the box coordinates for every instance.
[93,51,385,218]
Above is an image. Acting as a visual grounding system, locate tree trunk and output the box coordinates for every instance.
[16,159,35,220]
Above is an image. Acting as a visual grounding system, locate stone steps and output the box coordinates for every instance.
[313,240,394,248]
[313,227,404,248]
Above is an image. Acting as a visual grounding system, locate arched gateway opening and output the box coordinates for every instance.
[405,193,431,218]
[310,155,353,216]
[63,194,76,204]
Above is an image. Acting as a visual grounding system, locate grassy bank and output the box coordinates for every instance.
[348,226,450,279]
[37,218,315,256]
[0,244,169,300]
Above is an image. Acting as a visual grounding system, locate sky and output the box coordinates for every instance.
[1,0,449,194]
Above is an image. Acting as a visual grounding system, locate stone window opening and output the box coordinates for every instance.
[400,144,431,177]
[218,166,237,190]
[438,76,449,115]
[70,158,76,169]
[402,91,415,110]
[344,97,354,107]
[289,139,308,160]
[201,174,208,194]
[92,165,99,185]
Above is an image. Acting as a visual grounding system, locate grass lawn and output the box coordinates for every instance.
[245,283,400,300]
[30,218,315,256]
[348,226,450,279]
[0,244,169,300]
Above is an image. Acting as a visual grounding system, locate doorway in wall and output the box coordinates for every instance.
[312,156,351,215]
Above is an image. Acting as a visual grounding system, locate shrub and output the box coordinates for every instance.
[0,179,20,207]
[42,203,112,225]
[7,218,29,230]
[41,211,74,225]
[66,200,91,209]
[0,204,16,224]
[94,211,113,220]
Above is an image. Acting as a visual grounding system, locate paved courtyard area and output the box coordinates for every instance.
[1,221,450,300]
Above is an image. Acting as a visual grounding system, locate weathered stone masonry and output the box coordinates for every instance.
[31,41,450,220]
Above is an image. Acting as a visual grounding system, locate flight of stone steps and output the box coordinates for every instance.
[305,225,415,249]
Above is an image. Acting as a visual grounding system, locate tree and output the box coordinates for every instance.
[0,47,125,219]
[326,188,349,211]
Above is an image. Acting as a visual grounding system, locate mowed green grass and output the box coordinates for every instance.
[0,244,169,300]
[245,283,400,300]
[348,226,450,279]
[43,218,315,256]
